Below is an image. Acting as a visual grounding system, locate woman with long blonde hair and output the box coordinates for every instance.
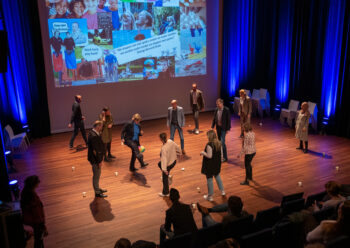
[200,130,225,201]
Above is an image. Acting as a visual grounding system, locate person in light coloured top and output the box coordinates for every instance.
[82,0,106,30]
[238,123,256,186]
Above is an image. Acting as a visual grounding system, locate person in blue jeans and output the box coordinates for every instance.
[167,100,186,155]
[211,98,231,162]
[197,195,250,227]
[200,130,225,202]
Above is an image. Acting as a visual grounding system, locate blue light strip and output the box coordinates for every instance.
[321,0,345,118]
[275,0,294,105]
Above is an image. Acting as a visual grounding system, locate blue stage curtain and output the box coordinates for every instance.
[0,0,50,137]
[221,0,350,137]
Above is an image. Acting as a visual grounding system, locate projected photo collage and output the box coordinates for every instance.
[46,0,207,87]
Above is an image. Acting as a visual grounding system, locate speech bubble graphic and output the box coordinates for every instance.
[82,44,103,61]
[52,22,69,33]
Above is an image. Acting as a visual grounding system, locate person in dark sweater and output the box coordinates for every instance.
[68,95,88,148]
[88,120,107,198]
[49,30,64,85]
[121,113,148,172]
[20,175,48,248]
[160,188,198,244]
[197,195,249,227]
[63,32,77,80]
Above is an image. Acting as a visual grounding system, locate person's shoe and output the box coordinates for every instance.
[108,154,116,159]
[168,175,173,185]
[239,134,244,138]
[158,193,169,197]
[240,180,249,185]
[182,150,186,155]
[141,163,149,168]
[100,189,107,193]
[195,130,199,134]
[95,193,107,198]
[197,203,209,215]
[104,157,112,162]
[69,146,74,150]
[130,168,138,172]
[303,149,308,154]
[221,191,226,196]
[296,147,303,150]
[203,194,213,202]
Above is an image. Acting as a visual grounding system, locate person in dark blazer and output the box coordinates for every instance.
[121,113,148,172]
[211,98,231,162]
[159,188,198,244]
[189,83,205,134]
[88,120,107,198]
[238,89,252,138]
[20,175,48,248]
[167,100,186,154]
[68,94,88,149]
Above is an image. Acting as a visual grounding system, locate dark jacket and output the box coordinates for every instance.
[70,101,83,124]
[164,201,198,236]
[20,190,45,226]
[190,89,205,110]
[201,142,221,177]
[121,121,142,141]
[88,130,105,164]
[211,106,231,131]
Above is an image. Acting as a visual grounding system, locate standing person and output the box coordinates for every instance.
[99,107,115,162]
[104,51,118,81]
[68,95,88,149]
[167,100,186,155]
[238,123,256,186]
[82,0,106,30]
[49,30,63,85]
[63,32,77,80]
[211,98,231,162]
[121,114,148,172]
[200,130,225,202]
[295,102,310,153]
[238,89,252,138]
[159,188,198,245]
[189,83,205,134]
[88,121,107,198]
[20,175,48,248]
[104,0,121,30]
[158,133,181,197]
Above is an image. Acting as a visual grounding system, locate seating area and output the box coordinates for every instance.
[3,125,29,153]
[158,191,349,248]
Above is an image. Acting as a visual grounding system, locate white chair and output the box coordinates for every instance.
[280,100,299,127]
[4,125,29,153]
[252,88,271,117]
[233,89,251,115]
[308,101,318,132]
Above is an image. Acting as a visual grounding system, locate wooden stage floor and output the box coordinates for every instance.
[10,112,350,247]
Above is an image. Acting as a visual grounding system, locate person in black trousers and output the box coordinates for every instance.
[211,98,231,162]
[88,120,107,197]
[68,94,88,149]
[121,113,148,172]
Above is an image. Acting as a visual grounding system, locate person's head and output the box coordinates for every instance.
[228,195,244,217]
[93,120,103,132]
[239,89,246,98]
[98,0,106,9]
[108,0,118,11]
[132,113,142,124]
[325,181,341,197]
[114,238,131,248]
[84,0,98,14]
[243,123,252,133]
[72,22,79,32]
[23,175,40,191]
[192,83,197,91]
[207,130,221,151]
[159,132,167,144]
[171,99,177,109]
[56,0,68,16]
[66,32,71,38]
[70,0,85,18]
[301,102,309,112]
[75,94,82,102]
[102,106,111,116]
[136,10,153,28]
[169,188,180,203]
[216,98,224,109]
[121,11,136,30]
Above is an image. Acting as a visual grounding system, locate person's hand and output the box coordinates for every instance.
[68,123,72,128]
[248,114,251,118]
[302,127,306,132]
[82,116,86,120]
[121,139,125,145]
[200,151,204,156]
[140,130,144,135]
[108,124,112,128]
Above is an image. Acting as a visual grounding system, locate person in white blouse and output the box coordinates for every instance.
[238,123,256,186]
